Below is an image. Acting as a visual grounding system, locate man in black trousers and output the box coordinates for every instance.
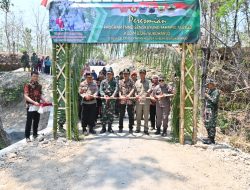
[24,71,47,142]
[79,71,98,135]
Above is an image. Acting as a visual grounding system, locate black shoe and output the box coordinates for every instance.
[108,127,114,133]
[161,132,167,137]
[161,129,167,137]
[83,129,89,136]
[59,127,66,133]
[135,129,141,133]
[100,127,106,134]
[129,129,133,134]
[89,129,96,134]
[154,129,161,135]
[203,139,215,145]
[144,131,149,135]
[118,128,123,133]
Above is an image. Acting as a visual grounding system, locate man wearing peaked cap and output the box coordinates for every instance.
[118,68,135,133]
[79,71,98,135]
[134,68,150,135]
[130,70,137,83]
[203,78,220,144]
[150,75,174,137]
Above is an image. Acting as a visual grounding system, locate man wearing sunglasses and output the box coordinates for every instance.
[152,76,174,136]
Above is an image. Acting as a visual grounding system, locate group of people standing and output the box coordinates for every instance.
[20,51,51,74]
[22,64,219,145]
[79,66,174,137]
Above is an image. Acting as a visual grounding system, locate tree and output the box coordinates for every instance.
[0,0,13,53]
[32,6,50,55]
[22,28,33,54]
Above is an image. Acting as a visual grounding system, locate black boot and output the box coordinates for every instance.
[118,127,123,133]
[129,125,133,134]
[154,128,161,135]
[89,127,96,134]
[150,123,155,130]
[59,124,66,133]
[203,137,215,145]
[210,137,215,144]
[108,124,114,133]
[100,125,106,134]
[161,129,167,137]
[82,127,88,136]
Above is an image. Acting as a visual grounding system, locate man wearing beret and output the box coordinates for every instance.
[203,79,220,144]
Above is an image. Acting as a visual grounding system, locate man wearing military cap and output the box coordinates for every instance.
[99,67,118,134]
[150,76,174,136]
[118,68,135,133]
[134,68,150,135]
[203,79,220,144]
[79,71,98,135]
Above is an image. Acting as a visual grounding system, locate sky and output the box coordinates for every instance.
[9,0,49,27]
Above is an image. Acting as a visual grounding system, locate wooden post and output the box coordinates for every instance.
[52,43,58,139]
[65,44,72,140]
[192,45,199,144]
[179,43,186,145]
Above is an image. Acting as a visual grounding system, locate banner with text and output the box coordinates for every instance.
[49,0,200,44]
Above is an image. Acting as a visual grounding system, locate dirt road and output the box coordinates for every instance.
[0,119,249,190]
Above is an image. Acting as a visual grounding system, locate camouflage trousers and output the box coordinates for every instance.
[101,99,116,125]
[205,110,218,138]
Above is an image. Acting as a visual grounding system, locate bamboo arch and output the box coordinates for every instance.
[52,43,199,144]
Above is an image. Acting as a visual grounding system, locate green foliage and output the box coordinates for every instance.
[0,0,13,13]
[0,81,27,105]
[211,0,245,18]
[217,113,229,133]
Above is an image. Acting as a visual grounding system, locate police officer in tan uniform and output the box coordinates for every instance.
[134,69,150,135]
[79,71,98,135]
[151,76,173,136]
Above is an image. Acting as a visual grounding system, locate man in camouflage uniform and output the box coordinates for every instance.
[31,52,38,72]
[21,51,30,72]
[203,79,220,144]
[118,68,135,133]
[79,71,98,135]
[99,67,118,134]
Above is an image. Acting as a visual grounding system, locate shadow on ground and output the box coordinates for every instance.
[1,132,187,190]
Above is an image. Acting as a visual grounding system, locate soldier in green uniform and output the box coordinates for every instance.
[203,79,220,144]
[21,51,30,72]
[99,67,118,134]
[31,52,38,72]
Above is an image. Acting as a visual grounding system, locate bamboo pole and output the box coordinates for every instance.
[52,43,58,139]
[192,45,199,144]
[65,44,72,140]
[180,43,186,145]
